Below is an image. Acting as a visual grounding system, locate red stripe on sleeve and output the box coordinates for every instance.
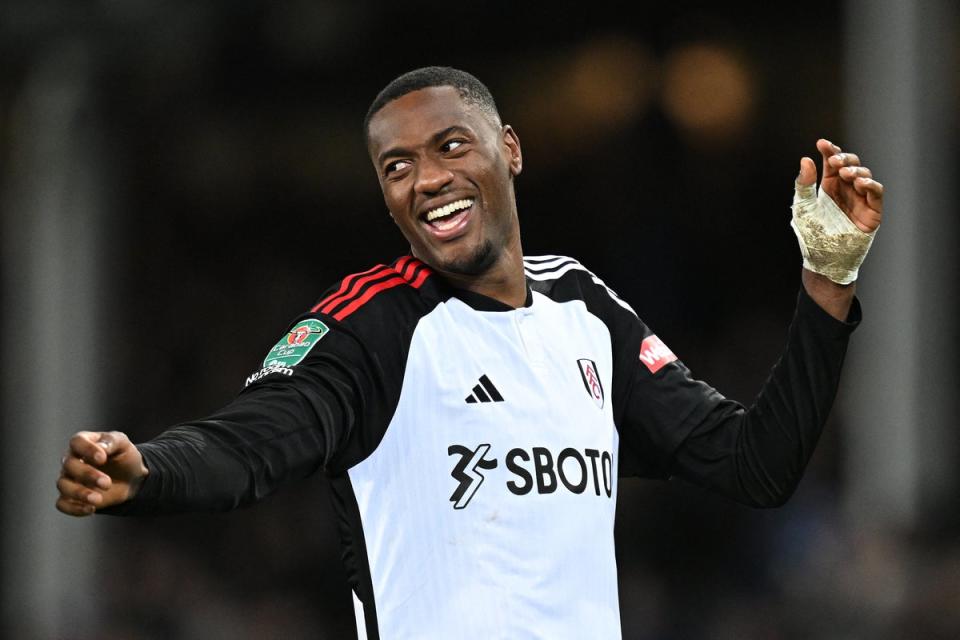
[332,276,408,321]
[319,267,395,314]
[311,256,432,321]
[393,255,413,274]
[409,267,431,289]
[401,257,422,281]
[311,264,386,313]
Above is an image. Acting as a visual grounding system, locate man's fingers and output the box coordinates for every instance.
[62,455,112,490]
[56,496,96,517]
[840,165,872,181]
[855,177,885,214]
[816,138,840,156]
[817,138,842,178]
[98,432,118,452]
[854,176,884,197]
[853,177,884,201]
[797,157,818,187]
[68,430,124,466]
[57,430,140,517]
[69,432,107,465]
[807,138,884,236]
[865,180,884,212]
[846,178,884,232]
[829,152,861,170]
[56,475,104,506]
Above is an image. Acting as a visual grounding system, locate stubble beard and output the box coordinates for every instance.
[440,240,497,276]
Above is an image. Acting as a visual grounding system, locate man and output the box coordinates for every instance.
[56,67,883,638]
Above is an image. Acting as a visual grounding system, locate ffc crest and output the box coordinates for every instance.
[577,358,604,409]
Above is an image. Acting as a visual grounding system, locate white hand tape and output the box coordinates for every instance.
[790,181,875,285]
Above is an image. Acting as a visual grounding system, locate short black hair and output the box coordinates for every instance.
[363,66,501,143]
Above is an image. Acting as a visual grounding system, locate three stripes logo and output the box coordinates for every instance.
[448,444,498,509]
[464,374,504,404]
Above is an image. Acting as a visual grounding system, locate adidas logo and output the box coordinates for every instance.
[465,375,504,404]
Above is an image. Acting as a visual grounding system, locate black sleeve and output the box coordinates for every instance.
[617,287,860,507]
[104,316,376,515]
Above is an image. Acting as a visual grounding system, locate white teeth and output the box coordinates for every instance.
[425,199,473,222]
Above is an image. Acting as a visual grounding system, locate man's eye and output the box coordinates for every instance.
[385,160,410,175]
[441,140,465,153]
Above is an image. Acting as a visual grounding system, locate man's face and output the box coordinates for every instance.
[367,86,522,276]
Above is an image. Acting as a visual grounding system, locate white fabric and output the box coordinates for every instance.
[353,591,368,640]
[348,291,622,639]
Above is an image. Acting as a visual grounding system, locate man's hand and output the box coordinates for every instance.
[799,138,883,234]
[792,139,884,320]
[56,431,148,517]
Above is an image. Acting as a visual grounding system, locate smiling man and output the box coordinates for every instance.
[367,78,527,307]
[56,67,883,639]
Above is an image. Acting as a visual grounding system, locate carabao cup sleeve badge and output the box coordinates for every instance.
[263,319,329,368]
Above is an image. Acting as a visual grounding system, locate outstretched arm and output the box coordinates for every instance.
[54,383,335,517]
[54,318,376,517]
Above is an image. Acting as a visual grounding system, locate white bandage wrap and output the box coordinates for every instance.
[790,181,875,285]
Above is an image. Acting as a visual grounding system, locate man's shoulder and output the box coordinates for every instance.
[250,256,435,382]
[311,255,436,325]
[524,254,637,317]
[523,254,590,282]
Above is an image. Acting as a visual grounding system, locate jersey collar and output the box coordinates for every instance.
[444,283,534,312]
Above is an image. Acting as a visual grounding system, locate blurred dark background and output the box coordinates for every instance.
[2,1,958,638]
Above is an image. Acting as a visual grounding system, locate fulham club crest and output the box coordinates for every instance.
[577,358,604,409]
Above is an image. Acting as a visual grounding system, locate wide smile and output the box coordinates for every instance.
[420,198,475,240]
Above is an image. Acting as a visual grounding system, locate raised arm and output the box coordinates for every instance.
[615,139,883,506]
[668,139,883,505]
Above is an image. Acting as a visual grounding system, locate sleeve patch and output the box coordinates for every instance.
[639,335,677,374]
[245,363,294,387]
[263,319,329,368]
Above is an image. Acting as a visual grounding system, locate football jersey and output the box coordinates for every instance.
[117,254,860,639]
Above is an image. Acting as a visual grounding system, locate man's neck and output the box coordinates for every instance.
[438,241,527,309]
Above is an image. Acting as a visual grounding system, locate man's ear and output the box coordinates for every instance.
[502,125,523,177]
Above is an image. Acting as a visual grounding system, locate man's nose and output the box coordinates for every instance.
[414,157,454,195]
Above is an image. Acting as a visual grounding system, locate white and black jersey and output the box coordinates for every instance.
[109,254,860,639]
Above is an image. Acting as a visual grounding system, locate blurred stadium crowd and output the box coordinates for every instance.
[1,1,957,638]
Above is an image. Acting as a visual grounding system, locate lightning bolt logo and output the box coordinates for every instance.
[448,444,498,509]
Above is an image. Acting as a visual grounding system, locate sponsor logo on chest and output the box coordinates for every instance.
[447,443,613,509]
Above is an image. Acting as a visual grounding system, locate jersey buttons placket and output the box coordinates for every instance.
[514,307,547,368]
